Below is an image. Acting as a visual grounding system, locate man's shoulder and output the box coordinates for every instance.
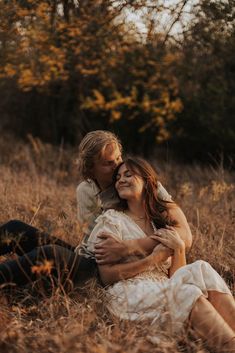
[157,181,172,201]
[76,180,99,196]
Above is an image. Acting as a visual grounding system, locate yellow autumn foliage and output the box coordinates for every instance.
[0,0,183,144]
[110,110,121,121]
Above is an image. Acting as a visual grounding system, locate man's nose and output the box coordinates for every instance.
[112,161,119,170]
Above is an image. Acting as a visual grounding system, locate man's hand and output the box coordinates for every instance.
[94,233,128,265]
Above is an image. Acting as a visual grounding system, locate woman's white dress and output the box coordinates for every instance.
[87,210,232,332]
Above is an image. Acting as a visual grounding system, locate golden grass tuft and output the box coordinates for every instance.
[0,134,234,352]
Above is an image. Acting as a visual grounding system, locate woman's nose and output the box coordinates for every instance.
[118,175,125,183]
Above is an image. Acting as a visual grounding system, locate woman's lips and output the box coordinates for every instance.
[117,185,129,189]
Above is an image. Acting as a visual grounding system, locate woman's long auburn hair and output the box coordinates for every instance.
[111,157,176,229]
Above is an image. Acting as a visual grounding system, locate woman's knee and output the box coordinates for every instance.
[194,259,209,266]
[194,260,214,271]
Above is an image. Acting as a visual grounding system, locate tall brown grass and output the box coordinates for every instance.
[0,134,234,353]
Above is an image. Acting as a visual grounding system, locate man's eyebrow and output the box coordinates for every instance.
[109,154,122,161]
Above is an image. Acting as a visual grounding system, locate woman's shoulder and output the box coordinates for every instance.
[95,209,124,224]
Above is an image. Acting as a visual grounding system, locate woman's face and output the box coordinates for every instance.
[93,143,122,188]
[115,163,145,201]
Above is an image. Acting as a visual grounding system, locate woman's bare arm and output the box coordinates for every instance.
[153,225,187,277]
[169,244,186,277]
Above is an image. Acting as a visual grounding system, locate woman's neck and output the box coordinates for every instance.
[126,199,145,219]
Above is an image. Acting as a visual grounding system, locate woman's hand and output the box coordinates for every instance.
[94,233,128,265]
[149,243,173,264]
[151,226,185,251]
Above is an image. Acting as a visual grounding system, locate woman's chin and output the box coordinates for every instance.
[118,192,130,200]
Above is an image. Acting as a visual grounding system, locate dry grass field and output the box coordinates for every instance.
[0,135,234,353]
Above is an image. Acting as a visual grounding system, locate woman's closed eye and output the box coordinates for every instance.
[116,172,132,181]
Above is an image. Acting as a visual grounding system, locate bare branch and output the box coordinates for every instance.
[161,0,190,46]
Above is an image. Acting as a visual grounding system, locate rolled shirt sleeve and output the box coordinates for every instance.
[87,210,122,254]
[157,181,172,202]
[76,180,102,235]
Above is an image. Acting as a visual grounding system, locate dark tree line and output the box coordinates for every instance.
[0,0,234,165]
[171,0,235,164]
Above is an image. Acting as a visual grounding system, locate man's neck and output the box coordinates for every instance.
[95,179,110,191]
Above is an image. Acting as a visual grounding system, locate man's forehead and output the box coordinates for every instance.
[101,143,121,160]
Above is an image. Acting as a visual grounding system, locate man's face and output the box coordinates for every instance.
[93,143,122,189]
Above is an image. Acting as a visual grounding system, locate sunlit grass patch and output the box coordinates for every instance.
[0,136,234,352]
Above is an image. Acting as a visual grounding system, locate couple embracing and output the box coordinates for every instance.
[0,130,234,352]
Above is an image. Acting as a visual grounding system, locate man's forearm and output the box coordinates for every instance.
[98,243,173,285]
[168,206,192,249]
[94,204,192,265]
[98,245,172,286]
[174,224,192,250]
[123,206,192,257]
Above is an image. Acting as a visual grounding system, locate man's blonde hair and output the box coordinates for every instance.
[77,130,122,180]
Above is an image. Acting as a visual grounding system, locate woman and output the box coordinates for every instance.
[86,157,235,352]
[0,131,185,289]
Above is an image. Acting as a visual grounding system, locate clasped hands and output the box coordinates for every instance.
[149,225,185,264]
[94,226,184,265]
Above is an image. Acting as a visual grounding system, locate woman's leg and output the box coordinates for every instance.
[190,296,235,352]
[186,261,235,331]
[0,220,74,255]
[208,291,235,331]
[0,245,97,289]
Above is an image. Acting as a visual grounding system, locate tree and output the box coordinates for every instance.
[171,0,235,164]
[0,0,183,153]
